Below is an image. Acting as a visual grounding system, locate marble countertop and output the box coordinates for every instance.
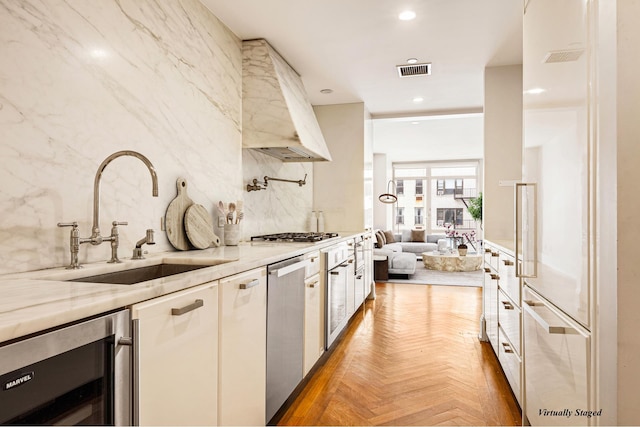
[0,232,365,344]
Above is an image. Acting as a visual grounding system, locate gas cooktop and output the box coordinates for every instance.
[250,232,339,243]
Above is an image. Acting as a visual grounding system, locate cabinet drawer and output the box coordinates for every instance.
[498,289,521,355]
[498,327,522,406]
[484,266,499,354]
[498,252,520,304]
[305,250,320,278]
[523,288,590,426]
[484,246,494,265]
[219,268,267,426]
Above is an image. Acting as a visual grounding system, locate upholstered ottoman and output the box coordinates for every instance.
[388,252,417,278]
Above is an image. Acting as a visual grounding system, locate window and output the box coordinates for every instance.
[414,207,424,225]
[415,180,423,195]
[437,208,463,226]
[396,207,404,225]
[396,180,404,196]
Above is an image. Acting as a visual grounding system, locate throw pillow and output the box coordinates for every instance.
[374,230,385,248]
[383,230,395,243]
[411,229,425,242]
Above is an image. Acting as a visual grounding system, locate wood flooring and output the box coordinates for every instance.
[278,282,522,426]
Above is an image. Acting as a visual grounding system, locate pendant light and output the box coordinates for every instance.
[378,180,398,204]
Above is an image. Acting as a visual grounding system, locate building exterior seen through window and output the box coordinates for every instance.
[391,161,482,241]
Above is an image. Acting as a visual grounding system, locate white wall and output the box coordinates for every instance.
[615,0,640,423]
[313,103,368,232]
[483,65,523,245]
[0,0,310,274]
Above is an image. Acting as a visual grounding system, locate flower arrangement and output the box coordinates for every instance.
[445,224,476,249]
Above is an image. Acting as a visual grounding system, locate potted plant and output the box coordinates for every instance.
[467,192,483,226]
[457,242,468,256]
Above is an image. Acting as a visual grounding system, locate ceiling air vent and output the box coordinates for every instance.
[543,49,584,63]
[396,62,431,78]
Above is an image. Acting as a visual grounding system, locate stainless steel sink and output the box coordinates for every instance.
[68,262,223,285]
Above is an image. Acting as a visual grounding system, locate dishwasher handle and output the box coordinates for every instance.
[269,259,310,278]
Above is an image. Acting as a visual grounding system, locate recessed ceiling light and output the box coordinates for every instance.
[413,96,424,103]
[407,58,418,64]
[411,121,420,125]
[398,10,416,21]
[320,88,333,94]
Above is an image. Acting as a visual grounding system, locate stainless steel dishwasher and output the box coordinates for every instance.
[266,255,309,423]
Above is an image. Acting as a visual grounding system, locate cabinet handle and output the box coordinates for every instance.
[309,256,318,263]
[490,273,500,280]
[502,259,514,266]
[491,252,499,257]
[239,279,259,289]
[485,248,492,253]
[501,300,514,310]
[484,267,491,273]
[171,299,204,316]
[501,341,514,354]
[308,281,319,288]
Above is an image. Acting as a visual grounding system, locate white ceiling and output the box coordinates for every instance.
[199,0,523,161]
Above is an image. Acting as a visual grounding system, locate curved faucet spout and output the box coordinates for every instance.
[91,150,159,241]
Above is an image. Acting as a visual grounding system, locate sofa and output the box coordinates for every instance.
[372,229,447,277]
[376,229,447,257]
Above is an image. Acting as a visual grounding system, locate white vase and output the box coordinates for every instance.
[309,211,317,232]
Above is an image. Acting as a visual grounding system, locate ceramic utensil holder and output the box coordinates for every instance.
[224,224,239,246]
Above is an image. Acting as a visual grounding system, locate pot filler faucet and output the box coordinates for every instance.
[58,150,159,269]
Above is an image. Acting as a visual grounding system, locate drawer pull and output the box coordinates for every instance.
[502,259,514,266]
[523,300,577,335]
[308,281,319,288]
[171,299,204,316]
[490,274,500,280]
[501,300,514,310]
[239,279,259,289]
[484,267,491,273]
[485,248,492,253]
[491,252,499,257]
[501,341,514,354]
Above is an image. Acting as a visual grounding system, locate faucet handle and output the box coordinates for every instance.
[112,221,128,227]
[57,221,79,229]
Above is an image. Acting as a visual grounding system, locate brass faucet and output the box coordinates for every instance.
[58,150,159,269]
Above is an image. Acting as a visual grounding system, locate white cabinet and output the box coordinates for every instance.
[484,241,522,405]
[218,267,267,426]
[303,273,323,376]
[303,251,323,376]
[131,282,218,426]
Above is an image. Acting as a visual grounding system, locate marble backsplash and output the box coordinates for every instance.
[0,0,313,275]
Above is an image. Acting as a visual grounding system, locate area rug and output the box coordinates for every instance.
[387,260,483,287]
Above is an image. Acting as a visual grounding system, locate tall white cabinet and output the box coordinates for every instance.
[217,267,267,426]
[132,282,219,426]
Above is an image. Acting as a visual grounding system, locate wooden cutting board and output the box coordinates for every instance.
[184,204,221,249]
[165,178,194,250]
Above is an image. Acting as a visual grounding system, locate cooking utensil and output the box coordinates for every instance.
[164,178,194,250]
[217,200,226,216]
[226,211,234,224]
[228,202,236,224]
[236,212,244,224]
[184,204,221,249]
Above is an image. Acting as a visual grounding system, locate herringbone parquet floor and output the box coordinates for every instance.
[278,282,522,426]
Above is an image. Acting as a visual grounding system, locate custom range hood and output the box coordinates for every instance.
[242,39,332,162]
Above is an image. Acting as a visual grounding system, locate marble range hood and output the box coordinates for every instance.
[242,39,332,162]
